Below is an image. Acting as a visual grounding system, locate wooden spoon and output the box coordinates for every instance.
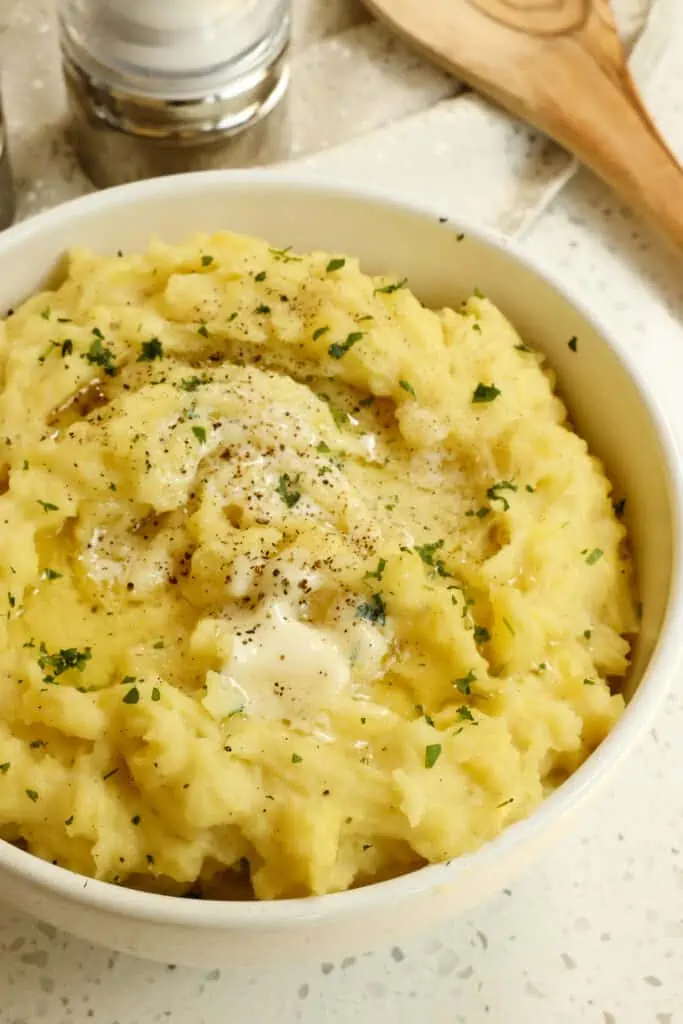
[362,0,683,250]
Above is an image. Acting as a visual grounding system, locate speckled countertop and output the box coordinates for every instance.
[2,2,683,1023]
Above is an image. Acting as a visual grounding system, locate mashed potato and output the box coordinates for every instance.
[0,233,637,899]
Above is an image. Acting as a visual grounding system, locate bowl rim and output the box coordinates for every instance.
[1,169,682,931]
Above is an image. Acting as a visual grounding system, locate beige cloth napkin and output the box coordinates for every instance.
[0,0,676,239]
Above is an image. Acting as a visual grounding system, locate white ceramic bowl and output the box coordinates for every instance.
[0,173,681,968]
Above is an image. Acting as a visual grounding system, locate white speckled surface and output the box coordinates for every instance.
[2,1,683,1021]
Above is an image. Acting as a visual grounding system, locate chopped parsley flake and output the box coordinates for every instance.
[454,669,476,695]
[474,625,490,644]
[254,270,267,282]
[153,640,165,650]
[503,617,516,635]
[583,678,596,685]
[42,569,62,581]
[30,739,46,749]
[269,246,301,263]
[568,336,578,352]
[364,558,386,582]
[498,797,515,808]
[122,686,140,705]
[26,789,39,802]
[472,383,501,404]
[37,500,58,513]
[291,753,303,764]
[374,278,407,295]
[64,815,74,825]
[613,498,626,517]
[585,548,604,565]
[131,814,141,825]
[416,703,435,727]
[38,644,91,683]
[487,480,517,512]
[151,687,161,702]
[0,762,10,774]
[357,593,386,626]
[197,324,210,338]
[466,506,491,520]
[399,379,416,397]
[138,337,163,362]
[316,441,331,454]
[328,331,364,360]
[414,539,451,577]
[313,326,330,341]
[276,473,301,508]
[200,255,214,267]
[7,593,14,608]
[61,339,73,357]
[326,258,346,273]
[255,304,271,315]
[456,705,475,723]
[85,335,117,376]
[191,426,207,444]
[41,307,51,320]
[180,376,209,393]
[424,743,442,769]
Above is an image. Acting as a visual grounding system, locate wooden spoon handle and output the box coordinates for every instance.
[364,0,683,251]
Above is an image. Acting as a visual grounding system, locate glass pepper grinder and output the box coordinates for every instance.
[57,0,292,188]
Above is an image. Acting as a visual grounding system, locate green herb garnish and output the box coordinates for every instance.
[487,480,517,512]
[138,338,163,362]
[585,548,604,566]
[122,686,140,705]
[191,426,207,444]
[151,687,161,702]
[456,705,475,723]
[0,762,10,774]
[201,255,214,267]
[254,271,267,282]
[583,678,596,685]
[313,326,330,341]
[276,473,301,508]
[269,246,301,263]
[613,498,626,517]
[357,593,386,626]
[326,258,346,273]
[179,376,209,392]
[472,383,501,404]
[568,336,578,352]
[26,789,39,802]
[255,304,271,315]
[197,324,210,338]
[424,744,442,769]
[474,625,490,644]
[291,753,303,764]
[328,331,363,360]
[399,380,416,397]
[38,644,91,683]
[61,339,73,357]
[374,278,407,295]
[37,500,58,513]
[365,558,387,582]
[85,334,117,376]
[42,569,62,581]
[454,669,476,695]
[414,539,451,578]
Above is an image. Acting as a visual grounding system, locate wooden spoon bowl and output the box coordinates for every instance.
[363,0,683,251]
